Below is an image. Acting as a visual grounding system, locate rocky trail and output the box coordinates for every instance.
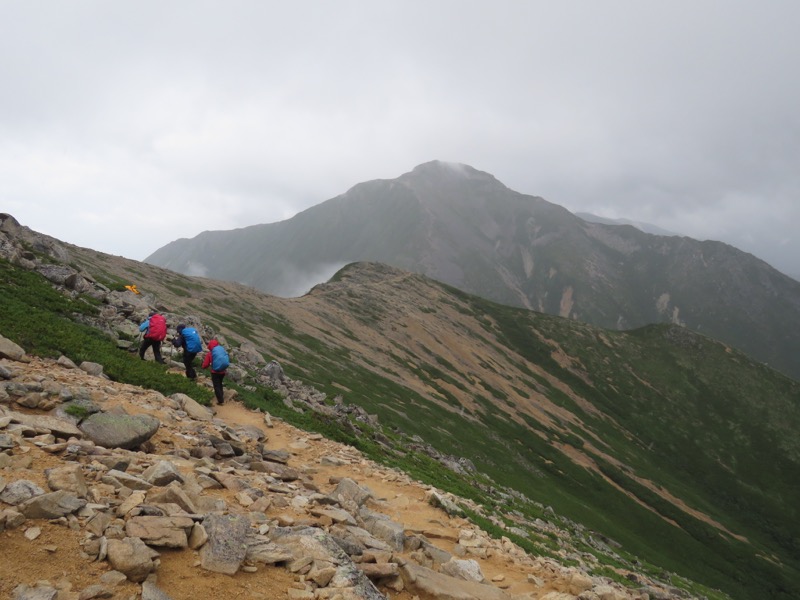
[0,342,675,600]
[0,211,699,600]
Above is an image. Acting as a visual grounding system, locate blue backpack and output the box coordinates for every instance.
[211,345,230,371]
[182,327,203,353]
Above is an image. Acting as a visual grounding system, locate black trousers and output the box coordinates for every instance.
[211,372,225,404]
[139,338,164,363]
[183,351,198,379]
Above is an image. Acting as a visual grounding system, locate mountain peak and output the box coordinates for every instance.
[406,160,500,184]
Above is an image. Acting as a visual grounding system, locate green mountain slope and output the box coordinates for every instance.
[3,214,800,599]
[145,161,800,381]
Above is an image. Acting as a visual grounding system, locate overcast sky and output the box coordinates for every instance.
[2,1,799,278]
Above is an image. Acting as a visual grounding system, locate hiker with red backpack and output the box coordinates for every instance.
[202,339,229,404]
[139,311,167,364]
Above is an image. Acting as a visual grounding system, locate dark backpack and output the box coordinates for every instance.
[146,314,167,341]
[211,345,230,371]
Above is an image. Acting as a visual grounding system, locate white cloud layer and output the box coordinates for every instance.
[2,1,799,278]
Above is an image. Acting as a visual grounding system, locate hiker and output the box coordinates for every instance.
[202,339,230,404]
[173,324,203,379]
[139,311,167,363]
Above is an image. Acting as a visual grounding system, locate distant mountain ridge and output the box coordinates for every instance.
[146,161,800,380]
[574,212,681,237]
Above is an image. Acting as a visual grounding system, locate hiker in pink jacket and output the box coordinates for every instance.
[138,311,167,364]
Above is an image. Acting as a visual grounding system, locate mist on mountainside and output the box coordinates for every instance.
[145,161,800,382]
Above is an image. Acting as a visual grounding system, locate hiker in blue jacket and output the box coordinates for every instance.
[202,339,229,404]
[173,324,203,379]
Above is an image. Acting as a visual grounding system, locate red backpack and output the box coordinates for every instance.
[146,314,167,341]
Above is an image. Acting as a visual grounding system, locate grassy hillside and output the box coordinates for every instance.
[6,240,800,599]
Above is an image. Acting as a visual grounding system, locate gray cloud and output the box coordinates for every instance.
[2,1,799,278]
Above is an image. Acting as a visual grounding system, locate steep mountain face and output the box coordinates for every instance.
[146,162,800,381]
[4,214,800,598]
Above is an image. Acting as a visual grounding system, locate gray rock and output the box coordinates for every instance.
[80,412,160,449]
[65,272,93,293]
[98,571,128,586]
[428,490,466,517]
[85,511,113,537]
[400,562,512,600]
[142,460,185,486]
[358,562,400,581]
[260,448,290,463]
[269,526,384,600]
[11,583,58,600]
[146,481,198,514]
[264,360,286,383]
[188,523,208,550]
[0,335,26,362]
[20,490,87,519]
[37,264,74,285]
[1,508,27,529]
[175,393,213,422]
[15,392,45,409]
[0,433,16,450]
[332,524,392,552]
[79,362,105,377]
[56,355,78,369]
[141,579,175,600]
[250,460,300,481]
[76,584,113,600]
[419,539,452,567]
[7,411,82,440]
[245,535,295,564]
[359,508,406,551]
[441,558,486,583]
[45,464,89,498]
[102,469,152,492]
[200,514,250,575]
[329,478,373,511]
[125,515,194,548]
[106,537,157,583]
[310,507,358,526]
[0,479,45,505]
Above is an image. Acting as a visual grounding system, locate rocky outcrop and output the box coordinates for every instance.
[0,348,696,600]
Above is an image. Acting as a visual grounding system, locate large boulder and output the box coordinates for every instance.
[19,490,86,519]
[8,412,83,440]
[199,514,251,575]
[399,562,512,600]
[79,412,160,449]
[0,335,26,362]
